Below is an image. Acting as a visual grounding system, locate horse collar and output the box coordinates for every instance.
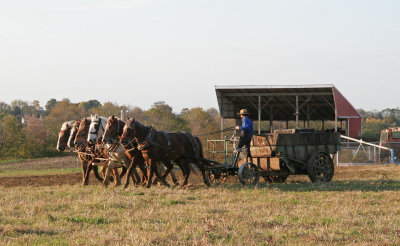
[137,127,155,150]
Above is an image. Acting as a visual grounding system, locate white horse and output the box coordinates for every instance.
[57,119,105,184]
[88,114,139,187]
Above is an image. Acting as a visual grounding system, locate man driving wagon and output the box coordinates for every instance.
[235,109,254,163]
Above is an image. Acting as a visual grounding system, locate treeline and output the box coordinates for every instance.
[0,99,223,160]
[0,98,399,160]
[359,108,400,142]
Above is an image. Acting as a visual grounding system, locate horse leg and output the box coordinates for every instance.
[145,160,155,188]
[81,159,89,186]
[161,160,176,185]
[195,160,211,187]
[152,162,164,185]
[102,161,113,187]
[168,163,179,185]
[152,160,170,187]
[131,168,141,185]
[175,158,190,188]
[100,165,107,179]
[92,164,103,182]
[132,152,148,186]
[124,157,137,189]
[112,165,121,186]
[83,162,93,186]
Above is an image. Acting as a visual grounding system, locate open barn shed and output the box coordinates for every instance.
[215,84,362,138]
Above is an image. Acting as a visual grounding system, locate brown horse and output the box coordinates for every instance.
[120,118,210,188]
[74,118,125,186]
[57,120,103,183]
[56,120,75,152]
[102,116,179,188]
[87,115,141,187]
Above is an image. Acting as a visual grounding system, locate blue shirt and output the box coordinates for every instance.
[240,116,253,136]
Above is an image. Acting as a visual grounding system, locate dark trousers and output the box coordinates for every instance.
[237,131,252,158]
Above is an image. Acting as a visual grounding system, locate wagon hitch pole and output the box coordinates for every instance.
[340,135,395,164]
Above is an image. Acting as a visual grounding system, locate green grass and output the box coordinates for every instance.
[0,181,400,245]
[0,168,80,177]
[0,158,27,164]
[1,162,400,245]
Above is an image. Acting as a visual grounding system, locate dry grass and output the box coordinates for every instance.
[1,158,400,245]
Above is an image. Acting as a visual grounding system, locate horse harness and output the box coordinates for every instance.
[89,118,104,136]
[136,126,200,160]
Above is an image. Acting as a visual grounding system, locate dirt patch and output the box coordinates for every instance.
[0,156,80,171]
[0,173,102,187]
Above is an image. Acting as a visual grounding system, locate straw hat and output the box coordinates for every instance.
[237,109,250,116]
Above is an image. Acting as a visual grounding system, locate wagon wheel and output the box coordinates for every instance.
[238,162,260,186]
[263,175,289,184]
[307,152,334,183]
[209,171,228,184]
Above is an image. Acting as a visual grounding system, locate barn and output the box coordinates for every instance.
[215,84,362,138]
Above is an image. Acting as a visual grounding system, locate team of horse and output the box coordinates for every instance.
[57,115,210,188]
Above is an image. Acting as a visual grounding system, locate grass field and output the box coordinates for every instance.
[1,156,400,245]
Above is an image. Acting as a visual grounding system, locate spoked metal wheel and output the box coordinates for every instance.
[238,162,260,185]
[209,171,228,184]
[307,152,334,183]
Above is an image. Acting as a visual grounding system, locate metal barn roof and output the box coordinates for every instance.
[215,84,361,121]
[215,84,362,137]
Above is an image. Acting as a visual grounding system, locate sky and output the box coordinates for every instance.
[0,0,399,112]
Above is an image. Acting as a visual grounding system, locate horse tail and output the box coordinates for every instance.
[194,136,204,159]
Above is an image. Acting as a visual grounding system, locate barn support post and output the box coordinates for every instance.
[335,109,339,166]
[258,96,261,134]
[322,120,325,131]
[336,151,340,166]
[295,95,299,128]
[335,109,338,132]
[307,105,310,128]
[270,106,274,133]
[220,116,224,139]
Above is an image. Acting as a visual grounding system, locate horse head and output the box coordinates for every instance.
[103,115,125,144]
[57,121,74,152]
[74,118,91,150]
[87,114,107,144]
[67,120,81,149]
[121,118,136,146]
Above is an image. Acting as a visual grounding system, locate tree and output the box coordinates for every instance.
[182,107,219,137]
[0,102,11,114]
[127,106,143,121]
[79,100,101,112]
[206,108,221,126]
[45,98,57,111]
[23,116,47,157]
[31,100,41,110]
[152,101,172,113]
[92,102,120,117]
[0,115,25,159]
[141,102,189,132]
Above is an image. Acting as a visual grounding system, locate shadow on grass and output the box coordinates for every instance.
[217,179,400,192]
